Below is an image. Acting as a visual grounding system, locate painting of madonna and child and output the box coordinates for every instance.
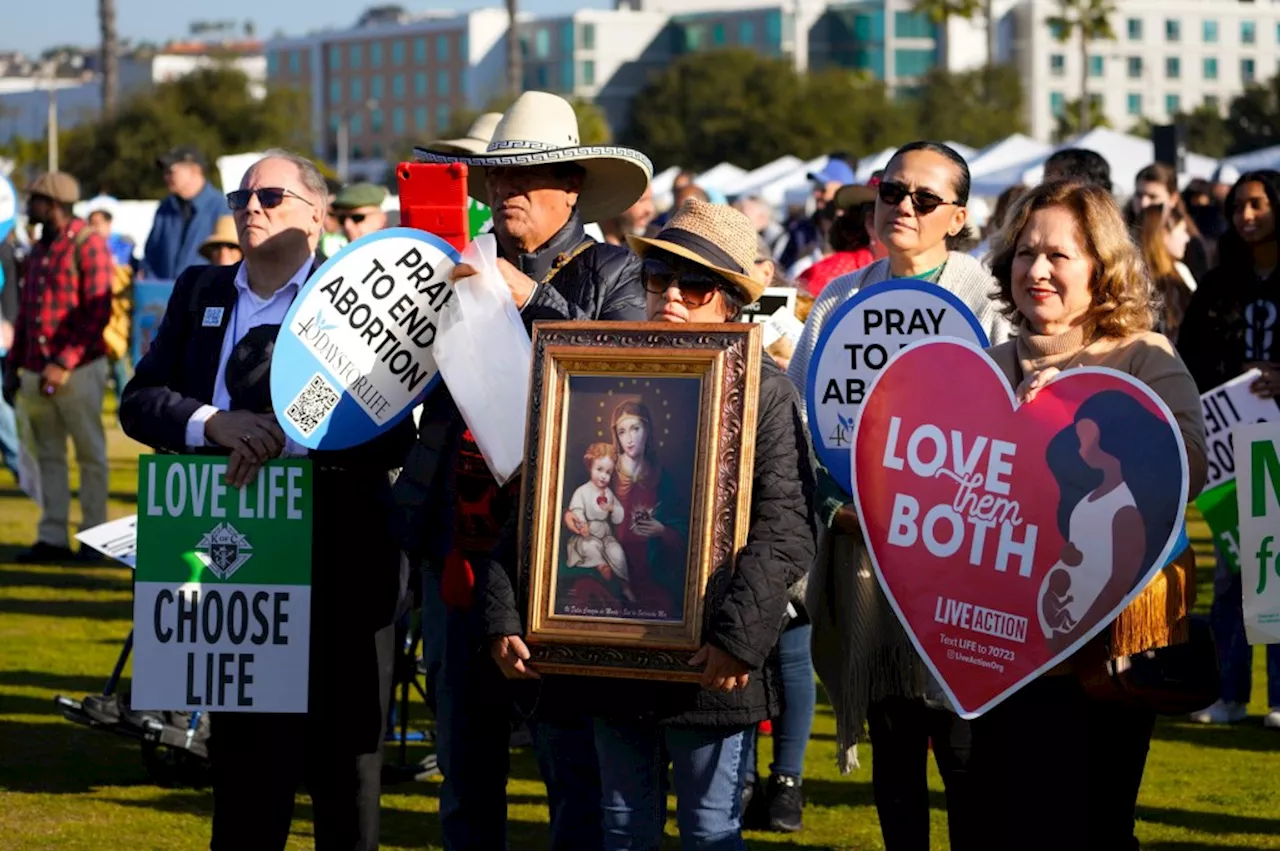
[550,374,702,623]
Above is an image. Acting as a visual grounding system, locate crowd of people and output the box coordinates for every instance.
[0,87,1277,851]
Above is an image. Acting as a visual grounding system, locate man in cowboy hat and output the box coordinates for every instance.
[398,90,652,851]
[331,182,389,244]
[120,150,412,851]
[484,199,817,847]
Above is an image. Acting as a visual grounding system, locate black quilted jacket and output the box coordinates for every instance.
[483,358,818,727]
[1178,263,1280,393]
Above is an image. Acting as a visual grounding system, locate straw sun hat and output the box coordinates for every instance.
[627,198,766,304]
[199,216,239,259]
[413,91,653,224]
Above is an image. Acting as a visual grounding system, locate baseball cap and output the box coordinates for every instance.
[156,145,206,169]
[808,159,857,186]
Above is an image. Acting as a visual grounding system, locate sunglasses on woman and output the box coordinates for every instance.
[642,256,729,308]
[877,180,958,216]
[226,187,315,212]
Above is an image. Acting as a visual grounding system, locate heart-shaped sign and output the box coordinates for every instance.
[852,339,1189,718]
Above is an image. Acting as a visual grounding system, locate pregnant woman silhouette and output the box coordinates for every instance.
[1038,390,1183,647]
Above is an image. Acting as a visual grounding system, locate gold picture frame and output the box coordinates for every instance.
[517,322,763,681]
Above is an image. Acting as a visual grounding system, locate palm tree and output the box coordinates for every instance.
[1047,0,1117,134]
[985,0,998,66]
[99,0,118,119]
[911,0,983,71]
[505,0,521,97]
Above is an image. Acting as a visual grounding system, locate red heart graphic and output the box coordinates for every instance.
[853,339,1188,717]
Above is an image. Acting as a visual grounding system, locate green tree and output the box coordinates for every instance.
[910,0,982,70]
[1226,77,1280,155]
[1053,96,1110,142]
[1180,103,1232,158]
[622,49,912,172]
[912,65,1025,147]
[61,67,311,198]
[1047,0,1117,134]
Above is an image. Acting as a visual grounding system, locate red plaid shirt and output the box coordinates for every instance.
[12,219,114,372]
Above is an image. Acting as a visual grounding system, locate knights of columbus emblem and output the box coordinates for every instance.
[195,523,254,580]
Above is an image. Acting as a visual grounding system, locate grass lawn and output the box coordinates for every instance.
[0,415,1277,849]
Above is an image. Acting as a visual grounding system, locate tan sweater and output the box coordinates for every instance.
[987,325,1208,659]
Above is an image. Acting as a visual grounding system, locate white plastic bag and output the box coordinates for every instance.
[434,233,531,485]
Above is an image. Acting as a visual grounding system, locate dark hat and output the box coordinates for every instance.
[157,145,206,169]
[28,171,81,204]
[332,182,389,211]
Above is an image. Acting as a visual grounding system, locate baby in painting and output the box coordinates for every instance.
[565,443,634,602]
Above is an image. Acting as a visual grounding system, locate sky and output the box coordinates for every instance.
[3,0,614,54]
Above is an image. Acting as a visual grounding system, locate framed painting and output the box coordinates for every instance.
[517,322,763,681]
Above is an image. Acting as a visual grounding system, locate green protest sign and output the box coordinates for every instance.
[1238,423,1280,645]
[132,456,313,712]
[1196,371,1278,572]
[469,197,492,238]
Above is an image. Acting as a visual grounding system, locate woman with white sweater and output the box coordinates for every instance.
[787,141,1012,851]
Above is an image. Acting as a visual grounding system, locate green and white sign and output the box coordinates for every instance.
[1238,423,1280,645]
[132,456,313,713]
[1196,370,1278,572]
[469,198,492,238]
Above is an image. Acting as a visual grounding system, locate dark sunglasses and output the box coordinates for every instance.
[642,256,729,308]
[226,187,315,212]
[337,213,368,225]
[877,180,958,216]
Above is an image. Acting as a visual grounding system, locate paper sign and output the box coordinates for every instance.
[76,515,138,567]
[1195,370,1278,571]
[132,456,313,712]
[271,228,461,449]
[741,287,797,325]
[0,174,15,243]
[853,339,1188,718]
[469,197,493,238]
[1237,422,1280,645]
[762,307,804,350]
[807,280,989,493]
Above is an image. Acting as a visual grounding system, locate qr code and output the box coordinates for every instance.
[284,373,340,437]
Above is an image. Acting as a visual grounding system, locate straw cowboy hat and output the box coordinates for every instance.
[199,216,239,260]
[627,198,766,304]
[413,91,653,224]
[421,112,503,156]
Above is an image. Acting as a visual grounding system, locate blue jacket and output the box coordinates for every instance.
[143,181,224,279]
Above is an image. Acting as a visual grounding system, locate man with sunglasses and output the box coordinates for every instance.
[121,150,413,851]
[401,91,653,851]
[332,182,390,244]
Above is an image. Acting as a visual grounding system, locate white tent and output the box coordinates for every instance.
[969,134,1054,181]
[1225,144,1280,173]
[723,155,805,199]
[969,128,1220,198]
[696,162,748,194]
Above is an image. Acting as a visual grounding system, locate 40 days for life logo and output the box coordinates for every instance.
[272,228,462,449]
[852,340,1189,717]
[132,456,313,713]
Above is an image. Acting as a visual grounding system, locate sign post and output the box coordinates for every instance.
[132,456,313,712]
[1237,422,1280,645]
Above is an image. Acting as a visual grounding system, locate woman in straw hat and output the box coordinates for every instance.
[198,215,242,266]
[397,91,657,851]
[485,199,817,850]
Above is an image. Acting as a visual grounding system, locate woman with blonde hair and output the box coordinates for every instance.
[1138,204,1196,341]
[974,179,1207,850]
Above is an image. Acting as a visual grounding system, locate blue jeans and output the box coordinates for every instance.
[594,719,747,851]
[428,567,602,851]
[1210,553,1280,708]
[741,622,815,781]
